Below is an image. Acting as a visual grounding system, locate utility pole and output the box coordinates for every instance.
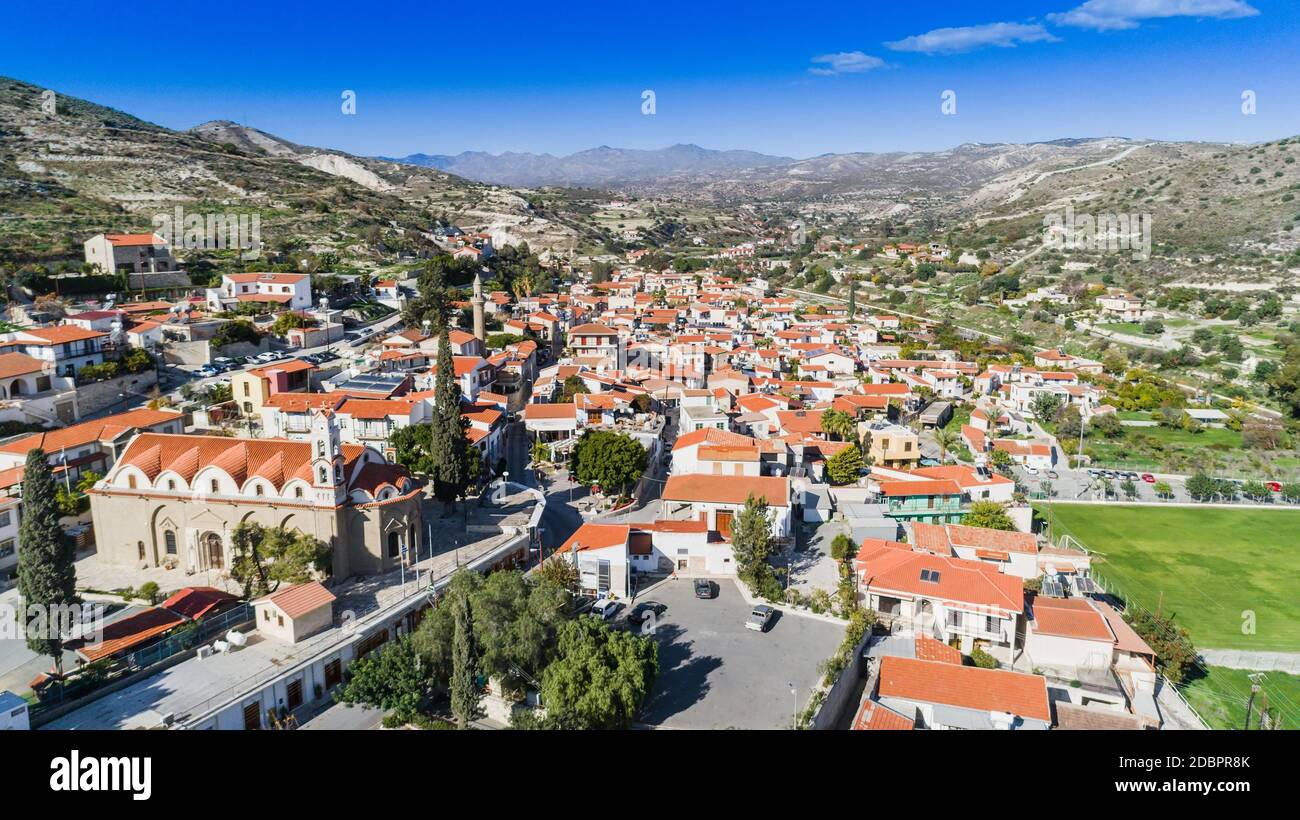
[1244,674,1260,730]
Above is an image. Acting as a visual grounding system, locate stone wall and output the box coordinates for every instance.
[76,370,159,416]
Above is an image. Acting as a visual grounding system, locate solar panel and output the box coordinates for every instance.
[1075,576,1097,594]
[1042,580,1064,598]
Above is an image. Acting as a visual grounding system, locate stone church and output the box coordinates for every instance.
[89,411,423,581]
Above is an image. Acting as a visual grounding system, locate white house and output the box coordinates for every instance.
[661,474,793,540]
[254,581,336,644]
[207,272,313,312]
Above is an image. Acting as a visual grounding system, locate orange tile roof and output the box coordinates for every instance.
[558,522,630,555]
[662,474,789,508]
[226,272,308,284]
[247,358,316,378]
[0,408,181,455]
[852,700,915,731]
[161,586,239,620]
[76,608,184,662]
[257,580,336,619]
[672,427,759,452]
[112,432,369,491]
[0,352,48,379]
[914,636,962,665]
[104,233,163,246]
[877,479,962,497]
[859,549,1023,612]
[1029,596,1115,642]
[523,403,576,420]
[19,325,107,345]
[877,656,1050,722]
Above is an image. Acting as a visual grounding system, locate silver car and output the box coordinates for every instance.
[745,605,775,633]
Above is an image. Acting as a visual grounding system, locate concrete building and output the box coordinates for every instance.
[83,233,177,276]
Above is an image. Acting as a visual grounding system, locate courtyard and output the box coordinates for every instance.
[634,578,844,730]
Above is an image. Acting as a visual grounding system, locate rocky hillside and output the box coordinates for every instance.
[0,77,586,269]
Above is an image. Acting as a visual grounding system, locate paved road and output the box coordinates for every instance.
[1197,649,1300,674]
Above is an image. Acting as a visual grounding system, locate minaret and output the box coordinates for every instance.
[470,271,486,343]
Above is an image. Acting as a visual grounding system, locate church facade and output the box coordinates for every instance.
[88,411,423,581]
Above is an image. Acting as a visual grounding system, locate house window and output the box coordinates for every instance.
[277,615,284,627]
[254,484,264,496]
[295,487,304,498]
[127,474,137,489]
[387,531,401,559]
[243,382,250,396]
[0,511,10,529]
[319,467,328,484]
[986,615,997,634]
[167,479,176,491]
[0,539,14,559]
[263,609,271,621]
[211,479,220,493]
[164,530,177,555]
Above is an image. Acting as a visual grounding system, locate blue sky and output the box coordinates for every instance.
[2,0,1297,158]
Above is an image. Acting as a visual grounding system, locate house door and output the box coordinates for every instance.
[323,658,342,689]
[286,678,304,711]
[242,701,262,730]
[716,510,734,539]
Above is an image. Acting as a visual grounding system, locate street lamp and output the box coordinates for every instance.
[789,683,798,730]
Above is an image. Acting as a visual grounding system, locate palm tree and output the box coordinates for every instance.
[820,409,855,442]
[933,427,960,463]
[511,271,535,300]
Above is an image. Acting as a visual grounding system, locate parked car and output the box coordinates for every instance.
[1023,464,1038,475]
[591,599,621,620]
[567,594,596,616]
[745,604,775,633]
[694,579,715,599]
[1266,481,1283,493]
[197,365,220,378]
[212,357,234,368]
[627,601,666,626]
[1141,473,1156,483]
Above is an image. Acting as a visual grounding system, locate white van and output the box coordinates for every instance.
[591,598,621,620]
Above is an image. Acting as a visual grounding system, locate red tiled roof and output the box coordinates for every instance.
[257,580,336,619]
[914,636,962,665]
[0,352,48,379]
[0,408,181,455]
[877,656,1051,722]
[1029,596,1115,642]
[662,474,789,508]
[104,233,163,246]
[558,523,630,555]
[852,700,915,731]
[161,586,240,620]
[877,479,962,497]
[76,608,184,662]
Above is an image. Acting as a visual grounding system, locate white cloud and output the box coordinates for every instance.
[884,22,1060,54]
[808,51,885,76]
[1050,0,1259,31]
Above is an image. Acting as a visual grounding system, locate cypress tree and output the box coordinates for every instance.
[429,321,468,511]
[17,448,77,674]
[449,592,479,729]
[846,275,857,318]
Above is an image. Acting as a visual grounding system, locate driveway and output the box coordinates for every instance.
[634,579,844,729]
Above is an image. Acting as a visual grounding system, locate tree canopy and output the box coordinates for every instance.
[572,430,647,496]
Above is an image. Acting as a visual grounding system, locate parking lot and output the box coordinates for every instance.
[633,578,844,730]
